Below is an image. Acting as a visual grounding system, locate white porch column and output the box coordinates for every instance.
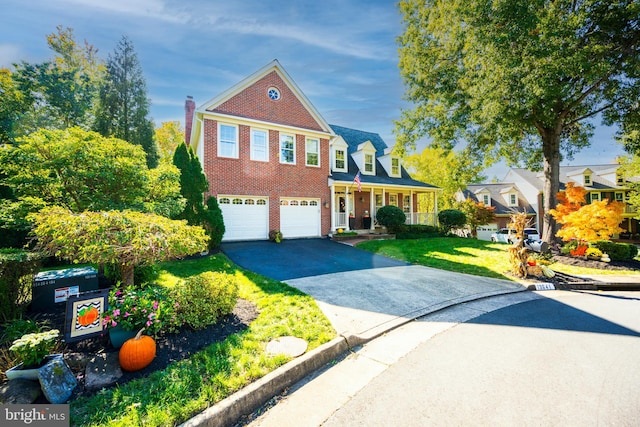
[410,190,415,224]
[345,185,351,231]
[330,184,336,232]
[369,188,374,230]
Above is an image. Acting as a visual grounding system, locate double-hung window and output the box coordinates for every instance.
[251,129,268,161]
[280,134,295,164]
[335,149,345,170]
[306,138,319,166]
[364,154,374,173]
[218,124,238,158]
[391,158,400,176]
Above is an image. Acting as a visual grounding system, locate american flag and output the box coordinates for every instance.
[354,171,361,192]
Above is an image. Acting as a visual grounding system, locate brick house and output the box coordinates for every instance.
[186,60,439,241]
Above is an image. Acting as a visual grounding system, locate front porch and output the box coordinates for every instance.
[329,184,439,232]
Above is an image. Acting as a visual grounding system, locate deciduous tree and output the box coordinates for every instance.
[456,198,496,238]
[395,0,640,244]
[550,183,624,241]
[30,207,207,286]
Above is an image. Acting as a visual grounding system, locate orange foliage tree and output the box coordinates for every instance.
[549,183,624,242]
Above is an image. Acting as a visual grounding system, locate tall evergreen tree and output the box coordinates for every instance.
[95,35,158,168]
[172,142,224,249]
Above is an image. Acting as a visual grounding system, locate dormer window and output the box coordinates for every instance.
[391,158,400,176]
[509,194,518,206]
[482,194,490,205]
[335,149,345,170]
[617,173,624,184]
[584,174,591,185]
[364,153,374,173]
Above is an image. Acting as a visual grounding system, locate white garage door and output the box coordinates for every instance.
[218,196,269,241]
[280,198,321,239]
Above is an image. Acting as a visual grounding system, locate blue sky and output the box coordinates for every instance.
[1,0,625,179]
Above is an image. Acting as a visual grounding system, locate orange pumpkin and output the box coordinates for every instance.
[119,328,156,372]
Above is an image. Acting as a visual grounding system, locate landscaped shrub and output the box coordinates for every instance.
[0,250,45,322]
[585,247,603,259]
[172,271,239,330]
[375,205,406,233]
[396,224,441,239]
[437,209,466,235]
[560,240,580,255]
[104,264,160,286]
[592,240,638,261]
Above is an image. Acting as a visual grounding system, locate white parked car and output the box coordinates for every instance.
[524,228,540,240]
[490,228,516,243]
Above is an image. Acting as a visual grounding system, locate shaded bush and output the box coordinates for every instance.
[438,209,466,234]
[592,240,638,261]
[0,250,45,322]
[172,272,239,330]
[375,206,406,233]
[396,224,442,240]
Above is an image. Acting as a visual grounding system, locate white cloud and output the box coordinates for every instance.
[59,0,190,24]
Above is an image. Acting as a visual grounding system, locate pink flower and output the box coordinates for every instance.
[124,312,130,318]
[115,290,122,297]
[146,320,152,327]
[113,309,120,316]
[153,301,159,310]
[111,320,117,327]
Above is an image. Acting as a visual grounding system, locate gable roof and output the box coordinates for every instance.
[197,59,334,134]
[462,183,536,215]
[329,125,438,190]
[509,164,623,191]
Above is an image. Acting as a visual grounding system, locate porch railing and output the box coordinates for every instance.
[407,212,438,226]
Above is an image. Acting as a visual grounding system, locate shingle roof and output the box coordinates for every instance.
[462,183,536,215]
[329,125,438,189]
[509,164,623,191]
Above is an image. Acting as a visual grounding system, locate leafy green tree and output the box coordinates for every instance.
[95,36,159,168]
[204,196,225,249]
[30,207,207,287]
[456,199,496,238]
[0,69,29,144]
[10,27,104,134]
[155,121,184,160]
[396,0,640,243]
[404,146,485,209]
[0,128,184,245]
[438,209,467,235]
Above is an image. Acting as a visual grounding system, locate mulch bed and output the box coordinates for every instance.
[3,299,259,402]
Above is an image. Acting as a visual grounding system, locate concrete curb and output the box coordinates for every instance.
[180,337,349,427]
[180,287,528,427]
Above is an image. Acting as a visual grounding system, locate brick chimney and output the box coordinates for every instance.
[184,96,195,146]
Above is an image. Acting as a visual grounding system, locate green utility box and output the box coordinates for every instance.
[32,267,99,312]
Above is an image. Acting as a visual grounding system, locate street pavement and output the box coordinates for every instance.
[247,290,640,426]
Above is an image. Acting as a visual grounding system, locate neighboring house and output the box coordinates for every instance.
[455,183,536,240]
[185,60,439,241]
[461,164,636,239]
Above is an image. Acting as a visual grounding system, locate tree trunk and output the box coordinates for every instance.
[541,129,561,244]
[121,264,135,287]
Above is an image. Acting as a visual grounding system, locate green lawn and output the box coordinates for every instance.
[70,254,336,427]
[356,237,639,280]
[357,237,514,279]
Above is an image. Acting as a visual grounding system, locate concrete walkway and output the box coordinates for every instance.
[284,265,526,344]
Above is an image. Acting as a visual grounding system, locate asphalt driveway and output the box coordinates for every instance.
[222,238,527,341]
[221,238,408,281]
